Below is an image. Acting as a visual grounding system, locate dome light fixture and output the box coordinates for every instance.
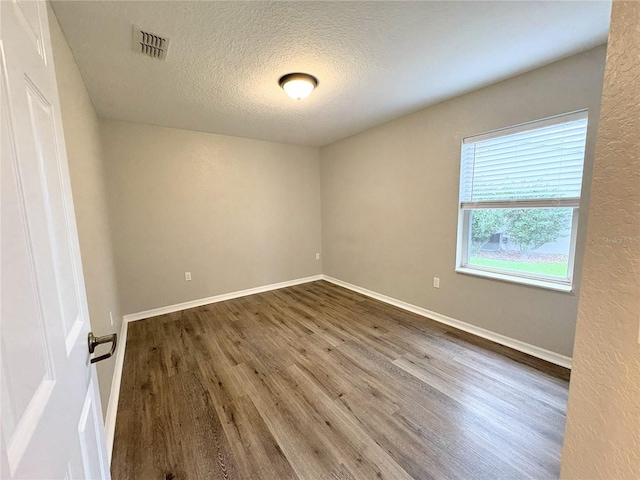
[279,73,318,100]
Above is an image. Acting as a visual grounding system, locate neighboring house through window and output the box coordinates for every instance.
[455,110,589,292]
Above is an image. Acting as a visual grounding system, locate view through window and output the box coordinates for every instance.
[456,111,588,288]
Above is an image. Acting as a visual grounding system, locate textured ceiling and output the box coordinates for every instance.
[51,1,611,147]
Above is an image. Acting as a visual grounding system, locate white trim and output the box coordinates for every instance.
[321,275,572,369]
[463,109,588,144]
[103,272,571,464]
[106,273,322,464]
[460,197,581,209]
[455,266,573,293]
[105,318,128,464]
[123,274,323,323]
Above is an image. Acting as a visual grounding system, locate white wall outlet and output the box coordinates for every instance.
[316,253,320,260]
[185,272,192,281]
[433,277,440,288]
[109,311,114,327]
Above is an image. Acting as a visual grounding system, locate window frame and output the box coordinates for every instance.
[455,110,588,292]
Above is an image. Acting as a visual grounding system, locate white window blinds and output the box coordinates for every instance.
[460,111,588,208]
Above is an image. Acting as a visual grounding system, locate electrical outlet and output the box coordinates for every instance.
[433,277,440,288]
[316,253,320,260]
[185,272,192,281]
[109,311,114,327]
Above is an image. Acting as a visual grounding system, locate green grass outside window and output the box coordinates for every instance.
[469,257,568,278]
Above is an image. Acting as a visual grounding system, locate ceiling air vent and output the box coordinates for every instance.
[133,25,169,60]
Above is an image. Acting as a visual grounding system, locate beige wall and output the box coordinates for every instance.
[48,6,122,416]
[100,121,322,315]
[561,2,640,477]
[320,46,607,357]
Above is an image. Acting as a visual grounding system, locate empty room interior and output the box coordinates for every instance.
[2,0,639,479]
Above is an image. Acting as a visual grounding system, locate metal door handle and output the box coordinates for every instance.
[88,332,117,364]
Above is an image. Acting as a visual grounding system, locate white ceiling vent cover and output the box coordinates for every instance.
[133,25,170,60]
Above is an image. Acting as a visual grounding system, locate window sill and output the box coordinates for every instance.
[455,267,574,293]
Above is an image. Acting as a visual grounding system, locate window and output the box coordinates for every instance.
[456,110,588,291]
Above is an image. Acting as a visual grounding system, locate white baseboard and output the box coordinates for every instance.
[105,317,128,463]
[106,273,322,463]
[105,271,570,464]
[321,275,572,369]
[123,274,323,323]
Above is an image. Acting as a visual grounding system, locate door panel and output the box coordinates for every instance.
[24,76,83,351]
[11,0,46,61]
[78,380,107,479]
[1,0,110,478]
[1,49,57,476]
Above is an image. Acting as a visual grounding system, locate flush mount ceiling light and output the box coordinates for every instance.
[279,73,318,100]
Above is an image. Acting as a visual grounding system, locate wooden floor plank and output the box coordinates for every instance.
[215,394,298,480]
[112,280,569,480]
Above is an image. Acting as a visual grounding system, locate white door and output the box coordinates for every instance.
[1,0,110,478]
